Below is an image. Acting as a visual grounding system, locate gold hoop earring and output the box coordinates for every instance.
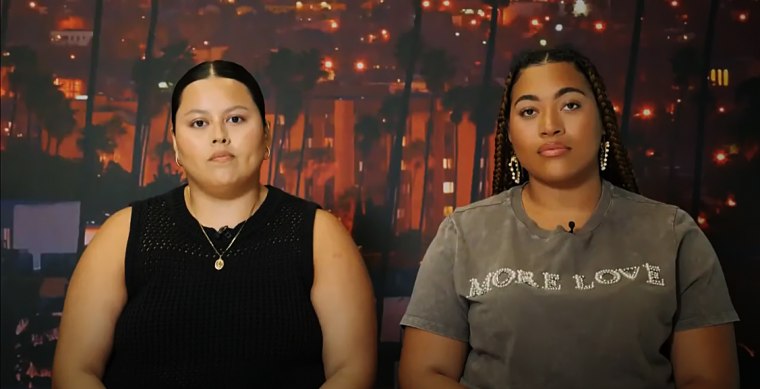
[264,146,271,160]
[509,154,521,184]
[600,141,610,171]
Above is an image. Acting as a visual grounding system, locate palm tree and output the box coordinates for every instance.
[156,108,172,176]
[404,139,427,231]
[130,0,159,188]
[351,115,387,252]
[377,0,424,342]
[5,46,38,140]
[153,139,174,176]
[470,82,505,197]
[1,0,11,53]
[353,115,383,211]
[619,0,646,142]
[471,0,509,202]
[262,48,327,193]
[77,115,127,161]
[139,41,195,178]
[77,0,104,254]
[44,92,77,156]
[418,48,456,233]
[442,85,473,207]
[272,86,303,190]
[264,48,299,185]
[335,186,360,218]
[23,70,60,146]
[667,46,701,203]
[690,0,720,217]
[388,19,425,229]
[379,93,404,138]
[294,49,328,196]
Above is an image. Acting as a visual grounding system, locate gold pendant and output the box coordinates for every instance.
[214,257,224,270]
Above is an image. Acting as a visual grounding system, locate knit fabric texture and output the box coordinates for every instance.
[102,185,325,388]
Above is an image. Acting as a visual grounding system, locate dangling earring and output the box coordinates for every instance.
[600,141,610,171]
[264,146,271,160]
[509,154,521,184]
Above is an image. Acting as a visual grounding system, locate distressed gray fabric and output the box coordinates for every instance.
[401,180,738,389]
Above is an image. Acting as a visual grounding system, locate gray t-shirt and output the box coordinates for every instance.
[400,180,738,389]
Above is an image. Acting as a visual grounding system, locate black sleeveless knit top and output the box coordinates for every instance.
[102,185,325,388]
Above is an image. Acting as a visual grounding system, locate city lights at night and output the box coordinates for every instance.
[639,107,653,118]
[697,213,708,227]
[0,1,757,385]
[726,194,737,208]
[713,150,729,165]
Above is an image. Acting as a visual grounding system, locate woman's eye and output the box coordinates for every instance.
[227,116,245,124]
[519,108,537,118]
[191,119,206,128]
[563,102,581,111]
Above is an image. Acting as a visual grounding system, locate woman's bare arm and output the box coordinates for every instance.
[399,327,468,389]
[671,323,739,389]
[311,210,377,389]
[52,208,131,389]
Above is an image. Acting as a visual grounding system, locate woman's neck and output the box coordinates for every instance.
[522,176,602,231]
[184,182,267,230]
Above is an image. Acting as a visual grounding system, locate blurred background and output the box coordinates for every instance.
[0,0,758,387]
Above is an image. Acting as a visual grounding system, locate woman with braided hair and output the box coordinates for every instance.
[398,48,739,388]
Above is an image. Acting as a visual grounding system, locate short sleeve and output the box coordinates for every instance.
[673,209,739,331]
[400,217,469,342]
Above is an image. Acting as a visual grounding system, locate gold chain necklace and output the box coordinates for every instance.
[187,187,260,271]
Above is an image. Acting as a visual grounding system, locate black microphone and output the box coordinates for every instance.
[568,221,576,234]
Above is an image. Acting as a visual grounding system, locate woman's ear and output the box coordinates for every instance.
[171,132,183,167]
[172,132,180,157]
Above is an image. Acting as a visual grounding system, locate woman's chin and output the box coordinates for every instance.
[530,170,597,188]
[205,175,247,190]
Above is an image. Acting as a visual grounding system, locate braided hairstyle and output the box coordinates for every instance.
[492,47,639,195]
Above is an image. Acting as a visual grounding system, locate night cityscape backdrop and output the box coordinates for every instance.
[0,0,758,387]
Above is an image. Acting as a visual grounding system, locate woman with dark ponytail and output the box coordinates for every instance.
[53,60,376,388]
[399,47,739,388]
